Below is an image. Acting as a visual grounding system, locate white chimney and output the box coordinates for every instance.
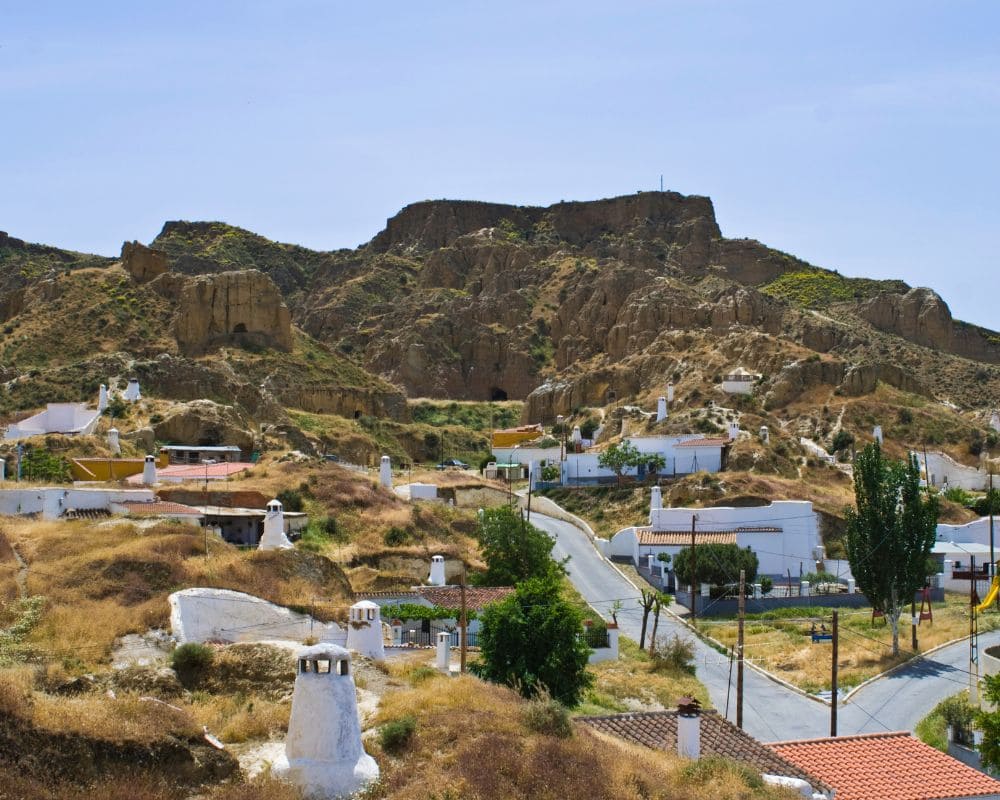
[141,454,156,485]
[108,427,121,456]
[345,601,385,661]
[667,383,675,403]
[759,425,769,444]
[379,455,392,490]
[281,645,379,797]
[650,485,662,512]
[571,426,582,444]
[528,460,538,490]
[259,499,293,550]
[676,698,701,759]
[728,422,740,441]
[428,555,447,586]
[992,411,1000,433]
[0,458,5,481]
[436,631,450,672]
[873,425,883,445]
[98,384,109,412]
[123,378,141,402]
[656,396,667,422]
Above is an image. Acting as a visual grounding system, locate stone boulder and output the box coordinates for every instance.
[860,288,954,351]
[174,269,293,356]
[152,400,256,454]
[121,241,169,283]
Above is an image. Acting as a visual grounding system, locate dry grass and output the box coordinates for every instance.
[369,673,796,800]
[186,692,291,743]
[32,692,201,743]
[706,592,1000,692]
[1,518,353,667]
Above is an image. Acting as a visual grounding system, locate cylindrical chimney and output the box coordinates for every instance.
[379,455,392,490]
[676,698,701,759]
[650,485,662,512]
[428,555,447,586]
[656,396,667,422]
[141,454,156,485]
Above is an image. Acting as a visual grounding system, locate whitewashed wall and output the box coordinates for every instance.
[0,487,155,519]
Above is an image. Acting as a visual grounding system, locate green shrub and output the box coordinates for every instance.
[379,715,416,753]
[943,486,975,506]
[170,642,214,686]
[650,634,695,674]
[759,576,773,596]
[408,666,438,685]
[522,693,572,738]
[828,430,855,454]
[383,526,410,546]
[276,489,304,512]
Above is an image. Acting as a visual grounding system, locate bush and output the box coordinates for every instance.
[170,642,213,686]
[383,526,410,546]
[898,408,914,424]
[674,544,758,588]
[828,430,855,454]
[522,693,572,738]
[379,714,416,753]
[276,489,304,512]
[650,634,695,674]
[759,576,773,596]
[943,486,975,506]
[972,490,1000,516]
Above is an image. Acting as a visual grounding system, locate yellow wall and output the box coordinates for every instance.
[492,428,543,448]
[69,453,169,481]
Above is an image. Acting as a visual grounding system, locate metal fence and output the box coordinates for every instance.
[581,627,611,649]
[397,628,480,648]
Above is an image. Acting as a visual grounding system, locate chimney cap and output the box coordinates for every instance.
[677,697,701,716]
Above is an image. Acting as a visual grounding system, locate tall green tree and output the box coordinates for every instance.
[598,440,641,486]
[473,506,566,585]
[845,443,938,656]
[473,575,592,704]
[673,544,758,588]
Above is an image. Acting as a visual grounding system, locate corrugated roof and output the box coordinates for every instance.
[580,710,829,792]
[770,732,1000,800]
[119,500,203,517]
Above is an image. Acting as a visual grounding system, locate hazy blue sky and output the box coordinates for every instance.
[2,2,997,327]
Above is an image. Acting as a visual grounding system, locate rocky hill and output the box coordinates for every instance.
[3,191,999,463]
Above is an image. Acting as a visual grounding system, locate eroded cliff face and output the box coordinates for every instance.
[860,288,1000,364]
[174,269,293,356]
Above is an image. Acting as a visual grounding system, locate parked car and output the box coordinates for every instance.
[436,458,469,470]
[321,453,340,462]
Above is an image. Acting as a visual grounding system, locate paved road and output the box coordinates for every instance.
[532,510,999,742]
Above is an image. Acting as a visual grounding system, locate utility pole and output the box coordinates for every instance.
[460,565,468,674]
[971,555,979,704]
[912,595,919,651]
[990,471,995,577]
[737,568,745,729]
[689,514,698,625]
[831,610,839,736]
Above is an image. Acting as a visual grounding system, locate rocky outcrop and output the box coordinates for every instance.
[267,382,409,421]
[151,400,256,454]
[765,359,847,408]
[861,288,1000,364]
[121,240,169,282]
[840,362,931,398]
[174,269,293,355]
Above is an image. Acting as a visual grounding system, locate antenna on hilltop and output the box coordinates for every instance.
[660,174,664,192]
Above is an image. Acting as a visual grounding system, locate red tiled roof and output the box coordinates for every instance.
[417,586,514,611]
[126,462,253,483]
[579,710,829,792]
[676,437,731,448]
[770,732,1000,800]
[119,501,203,517]
[636,526,781,546]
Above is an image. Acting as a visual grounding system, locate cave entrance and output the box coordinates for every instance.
[233,323,248,333]
[354,410,362,420]
[490,387,508,401]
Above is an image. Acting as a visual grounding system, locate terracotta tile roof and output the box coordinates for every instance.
[676,437,732,448]
[126,462,253,483]
[579,710,829,791]
[417,586,514,611]
[770,732,1000,800]
[119,500,203,517]
[637,527,781,546]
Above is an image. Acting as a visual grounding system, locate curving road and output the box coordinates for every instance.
[532,510,998,742]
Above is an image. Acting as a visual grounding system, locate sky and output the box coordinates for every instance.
[2,1,998,328]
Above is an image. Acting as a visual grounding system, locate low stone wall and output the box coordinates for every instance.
[673,587,943,618]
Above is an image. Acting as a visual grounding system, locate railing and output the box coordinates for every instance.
[581,627,610,649]
[398,628,479,648]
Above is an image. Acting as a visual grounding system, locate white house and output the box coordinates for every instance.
[914,450,992,491]
[0,487,156,519]
[609,499,822,581]
[721,367,759,395]
[933,517,999,590]
[561,435,730,484]
[4,402,101,440]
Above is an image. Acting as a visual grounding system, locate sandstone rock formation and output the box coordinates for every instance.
[121,241,169,283]
[861,288,1000,364]
[151,400,256,455]
[174,269,293,356]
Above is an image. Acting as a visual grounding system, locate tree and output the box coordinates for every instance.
[845,443,938,656]
[673,544,758,588]
[598,440,641,486]
[979,680,1000,770]
[473,575,593,705]
[638,588,657,649]
[473,506,566,585]
[648,593,670,656]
